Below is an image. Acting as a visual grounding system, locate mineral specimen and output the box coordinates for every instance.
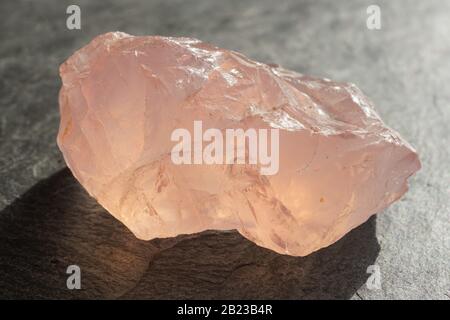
[57,32,420,256]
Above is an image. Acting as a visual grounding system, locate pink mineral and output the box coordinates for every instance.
[57,32,420,256]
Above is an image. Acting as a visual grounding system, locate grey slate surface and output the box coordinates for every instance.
[0,0,448,299]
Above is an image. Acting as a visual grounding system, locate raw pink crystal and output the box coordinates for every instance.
[57,32,420,256]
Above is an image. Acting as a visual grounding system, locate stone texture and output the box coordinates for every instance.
[0,0,448,300]
[57,32,420,256]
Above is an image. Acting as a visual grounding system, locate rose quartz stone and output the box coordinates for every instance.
[57,32,420,256]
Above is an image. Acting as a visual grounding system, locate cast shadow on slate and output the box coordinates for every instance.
[0,168,380,299]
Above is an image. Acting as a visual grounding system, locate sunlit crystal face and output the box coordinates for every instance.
[57,32,420,256]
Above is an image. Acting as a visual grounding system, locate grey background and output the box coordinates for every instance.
[0,0,448,299]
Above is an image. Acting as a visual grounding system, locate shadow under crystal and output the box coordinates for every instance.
[0,168,379,299]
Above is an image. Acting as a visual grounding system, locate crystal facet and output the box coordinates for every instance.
[57,32,420,256]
